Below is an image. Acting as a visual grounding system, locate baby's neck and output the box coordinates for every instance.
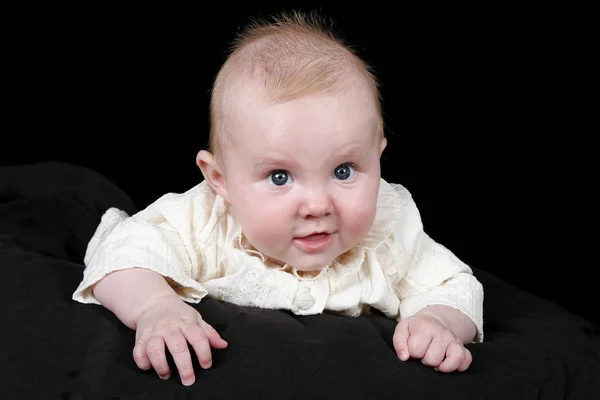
[264,257,324,279]
[294,269,321,279]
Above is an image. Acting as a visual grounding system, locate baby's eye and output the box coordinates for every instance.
[333,163,357,181]
[267,170,292,186]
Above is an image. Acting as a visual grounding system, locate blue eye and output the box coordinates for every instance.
[267,170,291,186]
[334,164,356,180]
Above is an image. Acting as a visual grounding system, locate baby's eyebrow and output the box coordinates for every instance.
[254,145,368,167]
[253,154,293,169]
[338,144,367,159]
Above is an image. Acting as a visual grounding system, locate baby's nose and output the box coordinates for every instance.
[299,189,333,218]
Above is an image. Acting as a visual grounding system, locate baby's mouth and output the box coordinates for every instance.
[293,232,333,252]
[299,233,329,241]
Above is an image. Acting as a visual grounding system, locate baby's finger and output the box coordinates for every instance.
[132,338,152,371]
[393,320,411,361]
[407,330,433,360]
[420,336,446,368]
[437,340,467,373]
[146,335,171,380]
[164,331,196,386]
[457,347,473,372]
[199,319,229,349]
[183,323,213,369]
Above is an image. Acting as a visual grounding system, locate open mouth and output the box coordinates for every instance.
[293,232,333,252]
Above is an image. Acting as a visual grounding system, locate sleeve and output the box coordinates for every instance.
[390,184,484,343]
[72,189,210,306]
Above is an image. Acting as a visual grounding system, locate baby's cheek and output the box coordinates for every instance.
[343,203,377,238]
[243,205,289,244]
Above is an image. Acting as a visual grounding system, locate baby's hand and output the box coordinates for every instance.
[133,296,228,386]
[393,314,472,373]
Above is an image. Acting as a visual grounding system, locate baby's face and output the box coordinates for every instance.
[221,80,384,272]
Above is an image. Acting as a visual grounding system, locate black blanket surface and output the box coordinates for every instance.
[1,162,599,400]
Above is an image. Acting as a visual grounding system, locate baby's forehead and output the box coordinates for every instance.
[214,46,381,155]
[226,93,378,147]
[224,66,376,112]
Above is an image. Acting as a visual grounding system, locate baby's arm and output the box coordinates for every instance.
[391,234,483,372]
[392,232,483,372]
[92,267,176,330]
[93,267,227,386]
[388,184,483,372]
[73,188,224,386]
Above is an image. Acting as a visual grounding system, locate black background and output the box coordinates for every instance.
[3,3,595,325]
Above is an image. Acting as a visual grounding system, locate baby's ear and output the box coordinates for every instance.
[379,137,387,156]
[196,150,230,202]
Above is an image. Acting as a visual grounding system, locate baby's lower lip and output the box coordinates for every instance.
[293,233,333,252]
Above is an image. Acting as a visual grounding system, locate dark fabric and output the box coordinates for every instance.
[1,162,599,400]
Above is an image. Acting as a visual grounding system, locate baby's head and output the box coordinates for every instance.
[198,10,387,272]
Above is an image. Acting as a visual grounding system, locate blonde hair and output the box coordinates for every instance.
[208,10,384,160]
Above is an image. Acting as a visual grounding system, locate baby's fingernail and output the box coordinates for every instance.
[399,351,408,361]
[159,373,171,380]
[434,367,440,372]
[201,361,212,369]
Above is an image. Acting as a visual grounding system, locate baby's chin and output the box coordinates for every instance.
[266,243,358,273]
[278,253,340,273]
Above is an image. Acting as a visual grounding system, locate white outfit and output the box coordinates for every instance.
[73,179,484,342]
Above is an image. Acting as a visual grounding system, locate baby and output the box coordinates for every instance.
[73,10,484,387]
